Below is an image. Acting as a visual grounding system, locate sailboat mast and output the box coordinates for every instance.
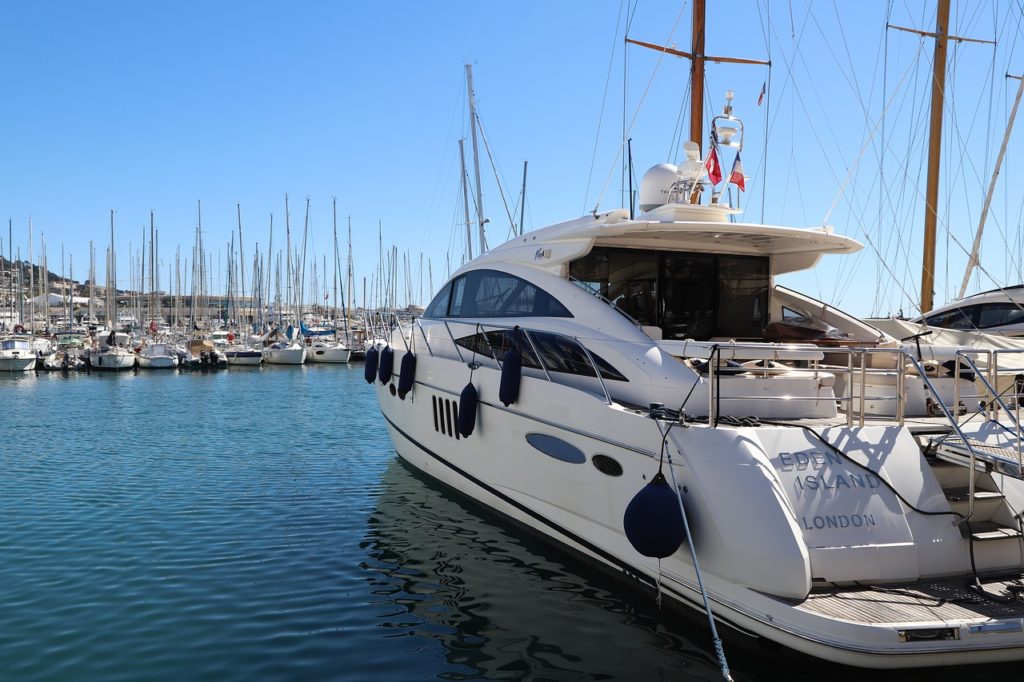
[28,218,34,333]
[689,0,707,148]
[459,138,473,261]
[465,64,487,254]
[958,74,1024,298]
[346,215,354,317]
[237,204,246,329]
[919,0,951,315]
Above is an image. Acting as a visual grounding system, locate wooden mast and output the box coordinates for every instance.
[625,6,768,155]
[689,0,707,148]
[890,1,990,313]
[920,0,951,314]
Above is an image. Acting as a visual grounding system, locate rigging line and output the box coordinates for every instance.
[421,77,468,263]
[592,3,688,212]
[874,0,894,316]
[584,0,629,215]
[755,0,772,223]
[822,41,927,224]
[819,2,888,302]
[474,117,518,241]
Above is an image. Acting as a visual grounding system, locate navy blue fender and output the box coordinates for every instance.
[378,346,394,384]
[458,382,478,437]
[397,352,416,397]
[623,472,687,558]
[364,346,379,383]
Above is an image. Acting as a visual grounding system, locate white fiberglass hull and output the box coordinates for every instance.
[0,355,36,372]
[262,346,306,365]
[137,355,178,369]
[307,345,351,363]
[376,348,1024,669]
[225,349,263,366]
[90,350,136,371]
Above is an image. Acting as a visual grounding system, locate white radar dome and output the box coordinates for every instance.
[638,163,679,212]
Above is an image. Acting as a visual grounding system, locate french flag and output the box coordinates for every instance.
[729,153,745,191]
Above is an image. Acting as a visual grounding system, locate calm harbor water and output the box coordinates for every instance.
[1,365,1018,681]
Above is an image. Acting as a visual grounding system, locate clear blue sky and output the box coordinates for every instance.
[2,2,1022,318]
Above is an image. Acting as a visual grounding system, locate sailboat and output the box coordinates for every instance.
[262,195,307,365]
[307,199,352,364]
[84,211,136,371]
[372,4,1024,670]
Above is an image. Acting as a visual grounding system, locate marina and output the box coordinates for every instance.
[9,1,1024,679]
[3,367,1019,681]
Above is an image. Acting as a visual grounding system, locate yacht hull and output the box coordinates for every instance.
[307,345,352,363]
[137,356,177,369]
[262,347,306,365]
[0,356,36,372]
[377,349,1024,669]
[90,352,136,371]
[225,350,263,366]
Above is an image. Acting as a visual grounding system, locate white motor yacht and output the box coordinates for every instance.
[307,339,352,364]
[372,98,1024,669]
[262,341,306,365]
[0,335,37,372]
[137,342,179,369]
[85,330,136,371]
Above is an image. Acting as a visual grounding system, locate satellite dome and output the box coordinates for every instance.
[638,163,679,212]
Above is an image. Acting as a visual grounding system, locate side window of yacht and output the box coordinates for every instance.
[977,303,1024,329]
[454,329,627,381]
[925,307,975,330]
[424,283,453,318]
[440,269,571,318]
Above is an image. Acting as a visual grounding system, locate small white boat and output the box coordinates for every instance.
[137,342,179,369]
[306,339,351,363]
[262,341,306,365]
[85,330,136,371]
[0,335,37,372]
[223,344,263,366]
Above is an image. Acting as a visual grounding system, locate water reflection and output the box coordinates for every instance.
[361,458,729,680]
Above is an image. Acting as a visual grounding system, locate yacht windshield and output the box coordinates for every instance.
[569,247,769,341]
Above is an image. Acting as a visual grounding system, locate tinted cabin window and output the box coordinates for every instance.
[424,283,452,318]
[925,307,976,330]
[423,269,572,318]
[455,329,627,381]
[570,247,769,340]
[977,302,1024,329]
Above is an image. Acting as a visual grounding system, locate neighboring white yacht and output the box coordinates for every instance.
[306,339,352,364]
[0,335,37,372]
[136,341,179,369]
[262,340,306,365]
[223,343,263,366]
[260,326,306,365]
[86,330,136,371]
[911,285,1024,337]
[372,99,1024,669]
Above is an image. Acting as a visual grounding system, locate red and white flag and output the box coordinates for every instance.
[705,147,723,185]
[729,153,745,191]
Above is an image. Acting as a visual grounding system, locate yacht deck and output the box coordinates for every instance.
[795,574,1024,624]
